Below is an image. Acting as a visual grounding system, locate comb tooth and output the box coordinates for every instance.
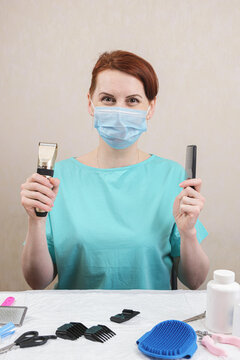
[98,331,108,341]
[71,322,87,330]
[93,334,104,343]
[102,331,112,341]
[98,336,106,342]
[105,330,114,338]
[99,325,115,336]
[95,331,103,339]
[70,322,87,334]
[103,328,112,337]
[83,324,116,343]
[75,325,87,335]
[98,327,110,339]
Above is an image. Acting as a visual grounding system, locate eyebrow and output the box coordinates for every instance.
[99,92,142,99]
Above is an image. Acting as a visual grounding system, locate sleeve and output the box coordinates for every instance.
[170,219,208,258]
[46,213,56,264]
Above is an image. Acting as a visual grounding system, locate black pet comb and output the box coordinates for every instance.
[56,322,88,340]
[84,325,116,343]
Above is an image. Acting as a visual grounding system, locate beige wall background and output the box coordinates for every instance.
[0,0,239,291]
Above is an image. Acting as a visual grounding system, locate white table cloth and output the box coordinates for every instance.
[0,290,238,359]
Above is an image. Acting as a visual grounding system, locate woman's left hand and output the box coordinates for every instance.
[173,178,205,237]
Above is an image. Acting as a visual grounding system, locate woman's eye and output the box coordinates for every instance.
[127,98,139,104]
[101,96,115,103]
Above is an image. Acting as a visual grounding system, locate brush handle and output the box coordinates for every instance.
[35,168,54,217]
[1,297,15,306]
[0,322,15,337]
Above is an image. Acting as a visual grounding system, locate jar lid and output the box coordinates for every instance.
[214,269,235,284]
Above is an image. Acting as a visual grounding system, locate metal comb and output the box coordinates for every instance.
[84,325,116,343]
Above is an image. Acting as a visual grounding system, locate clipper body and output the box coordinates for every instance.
[35,142,58,217]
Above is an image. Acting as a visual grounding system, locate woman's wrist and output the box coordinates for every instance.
[28,215,46,229]
[179,227,197,242]
[26,215,48,249]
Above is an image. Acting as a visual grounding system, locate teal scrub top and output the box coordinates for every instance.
[46,155,208,290]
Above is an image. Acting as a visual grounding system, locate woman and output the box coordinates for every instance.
[21,50,209,290]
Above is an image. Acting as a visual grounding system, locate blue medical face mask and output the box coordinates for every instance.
[91,101,150,149]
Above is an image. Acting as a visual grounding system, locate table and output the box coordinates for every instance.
[0,290,238,359]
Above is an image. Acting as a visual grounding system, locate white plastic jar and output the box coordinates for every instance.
[232,302,240,336]
[206,269,240,333]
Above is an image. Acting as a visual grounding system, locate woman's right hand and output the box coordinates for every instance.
[20,173,60,219]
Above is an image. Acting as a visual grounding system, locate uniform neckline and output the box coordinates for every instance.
[71,154,156,172]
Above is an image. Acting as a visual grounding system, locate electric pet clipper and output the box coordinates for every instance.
[185,145,197,189]
[35,142,58,217]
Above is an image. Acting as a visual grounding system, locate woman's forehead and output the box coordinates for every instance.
[95,69,145,96]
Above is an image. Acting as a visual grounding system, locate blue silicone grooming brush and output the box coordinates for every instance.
[136,320,197,359]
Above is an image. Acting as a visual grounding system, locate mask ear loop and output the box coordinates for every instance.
[140,106,150,143]
[90,99,95,131]
[146,105,151,130]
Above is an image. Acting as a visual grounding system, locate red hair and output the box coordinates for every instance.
[89,50,159,101]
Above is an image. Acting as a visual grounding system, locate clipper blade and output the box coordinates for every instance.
[37,142,58,170]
